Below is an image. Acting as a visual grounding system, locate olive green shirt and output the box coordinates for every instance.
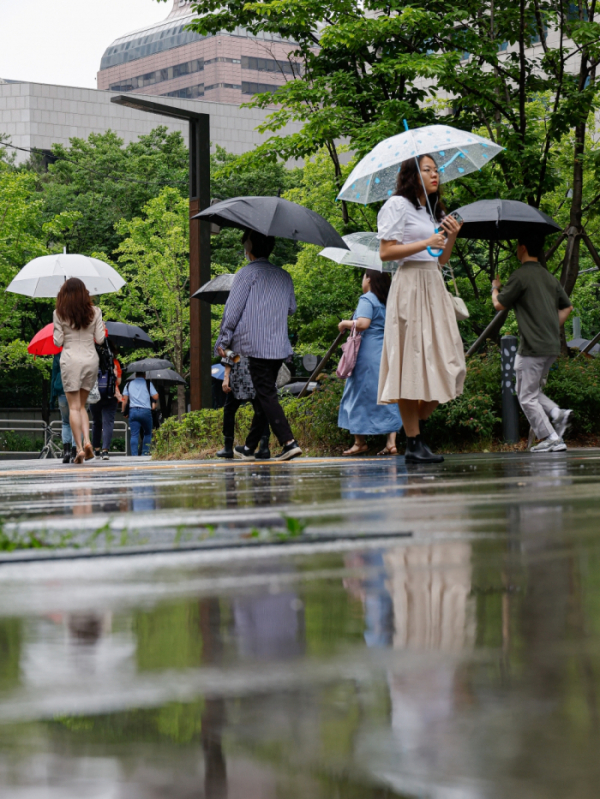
[496,261,571,357]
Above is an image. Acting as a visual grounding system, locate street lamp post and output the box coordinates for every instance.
[111,95,211,411]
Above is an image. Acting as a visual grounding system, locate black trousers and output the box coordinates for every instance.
[222,392,269,441]
[91,396,118,450]
[246,358,294,450]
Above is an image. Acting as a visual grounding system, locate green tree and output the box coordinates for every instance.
[105,188,190,418]
[40,127,188,256]
[187,0,600,301]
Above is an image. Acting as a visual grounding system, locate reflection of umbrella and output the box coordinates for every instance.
[144,368,186,385]
[105,321,153,349]
[338,125,503,204]
[126,358,173,373]
[319,232,387,271]
[192,196,348,249]
[6,254,126,298]
[28,323,62,356]
[455,199,561,240]
[192,273,235,304]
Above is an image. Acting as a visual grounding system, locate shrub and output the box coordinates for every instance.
[544,356,600,435]
[153,376,349,458]
[152,348,600,458]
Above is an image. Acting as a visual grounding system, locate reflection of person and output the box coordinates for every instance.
[338,270,402,456]
[122,373,158,456]
[50,352,76,463]
[217,354,270,460]
[91,341,123,460]
[492,232,574,453]
[53,277,105,464]
[215,229,302,462]
[378,155,465,464]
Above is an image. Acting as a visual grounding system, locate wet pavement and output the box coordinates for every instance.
[0,451,600,797]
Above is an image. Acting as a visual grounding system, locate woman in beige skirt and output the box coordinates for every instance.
[53,278,105,464]
[378,154,466,463]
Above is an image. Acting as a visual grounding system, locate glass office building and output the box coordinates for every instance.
[97,0,301,105]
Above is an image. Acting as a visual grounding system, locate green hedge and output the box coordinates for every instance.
[152,350,600,458]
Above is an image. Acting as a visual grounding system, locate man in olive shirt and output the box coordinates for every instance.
[492,232,573,452]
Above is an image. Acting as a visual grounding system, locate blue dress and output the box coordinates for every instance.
[338,292,402,436]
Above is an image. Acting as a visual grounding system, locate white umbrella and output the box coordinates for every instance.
[6,254,126,298]
[319,232,388,272]
[338,124,503,205]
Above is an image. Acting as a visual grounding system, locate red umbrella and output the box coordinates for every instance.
[28,323,62,356]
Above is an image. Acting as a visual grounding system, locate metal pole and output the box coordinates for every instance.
[189,116,212,411]
[501,335,520,443]
[466,310,509,358]
[298,331,346,398]
[109,97,211,411]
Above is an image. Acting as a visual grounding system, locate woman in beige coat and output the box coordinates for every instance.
[53,278,105,464]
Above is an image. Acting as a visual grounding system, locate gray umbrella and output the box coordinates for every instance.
[144,368,186,385]
[105,321,153,349]
[455,199,561,240]
[191,273,235,304]
[192,196,349,249]
[126,358,173,373]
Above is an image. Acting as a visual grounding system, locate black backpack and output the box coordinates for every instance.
[95,340,116,399]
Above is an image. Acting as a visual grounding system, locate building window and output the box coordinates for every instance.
[163,84,205,98]
[205,83,242,91]
[205,57,241,65]
[241,56,300,75]
[110,58,204,92]
[241,81,282,94]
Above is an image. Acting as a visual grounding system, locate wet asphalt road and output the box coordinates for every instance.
[1,450,600,797]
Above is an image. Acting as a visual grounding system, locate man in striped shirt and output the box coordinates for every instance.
[216,229,302,461]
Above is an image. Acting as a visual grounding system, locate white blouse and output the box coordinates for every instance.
[377,195,439,264]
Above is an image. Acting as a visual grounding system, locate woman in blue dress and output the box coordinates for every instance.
[338,270,402,456]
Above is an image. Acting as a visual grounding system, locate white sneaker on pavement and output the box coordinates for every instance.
[552,409,572,439]
[530,436,567,453]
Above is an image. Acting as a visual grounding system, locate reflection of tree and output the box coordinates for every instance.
[200,597,227,799]
[0,618,22,692]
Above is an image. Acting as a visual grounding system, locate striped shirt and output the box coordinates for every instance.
[215,258,296,360]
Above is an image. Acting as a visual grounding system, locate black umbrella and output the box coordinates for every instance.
[191,273,235,304]
[126,358,173,373]
[455,199,561,240]
[192,196,349,249]
[105,321,153,349]
[143,368,186,385]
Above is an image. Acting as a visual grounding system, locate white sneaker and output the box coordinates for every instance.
[552,409,572,439]
[530,436,567,453]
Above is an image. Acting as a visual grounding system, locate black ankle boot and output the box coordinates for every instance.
[217,437,234,459]
[405,434,444,464]
[62,443,71,464]
[70,446,77,463]
[255,435,271,460]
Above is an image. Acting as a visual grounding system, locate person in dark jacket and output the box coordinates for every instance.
[50,353,76,463]
[217,353,270,459]
[215,229,301,462]
[90,341,122,460]
[492,232,573,452]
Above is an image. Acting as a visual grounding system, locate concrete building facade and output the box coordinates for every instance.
[0,80,302,165]
[97,0,302,106]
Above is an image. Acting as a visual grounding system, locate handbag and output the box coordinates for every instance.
[336,322,362,379]
[446,263,470,321]
[88,380,101,404]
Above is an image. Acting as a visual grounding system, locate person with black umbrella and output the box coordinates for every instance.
[492,232,573,452]
[215,229,302,461]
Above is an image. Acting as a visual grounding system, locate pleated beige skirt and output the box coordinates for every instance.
[378,260,466,405]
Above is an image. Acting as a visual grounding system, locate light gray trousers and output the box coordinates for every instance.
[514,354,559,440]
